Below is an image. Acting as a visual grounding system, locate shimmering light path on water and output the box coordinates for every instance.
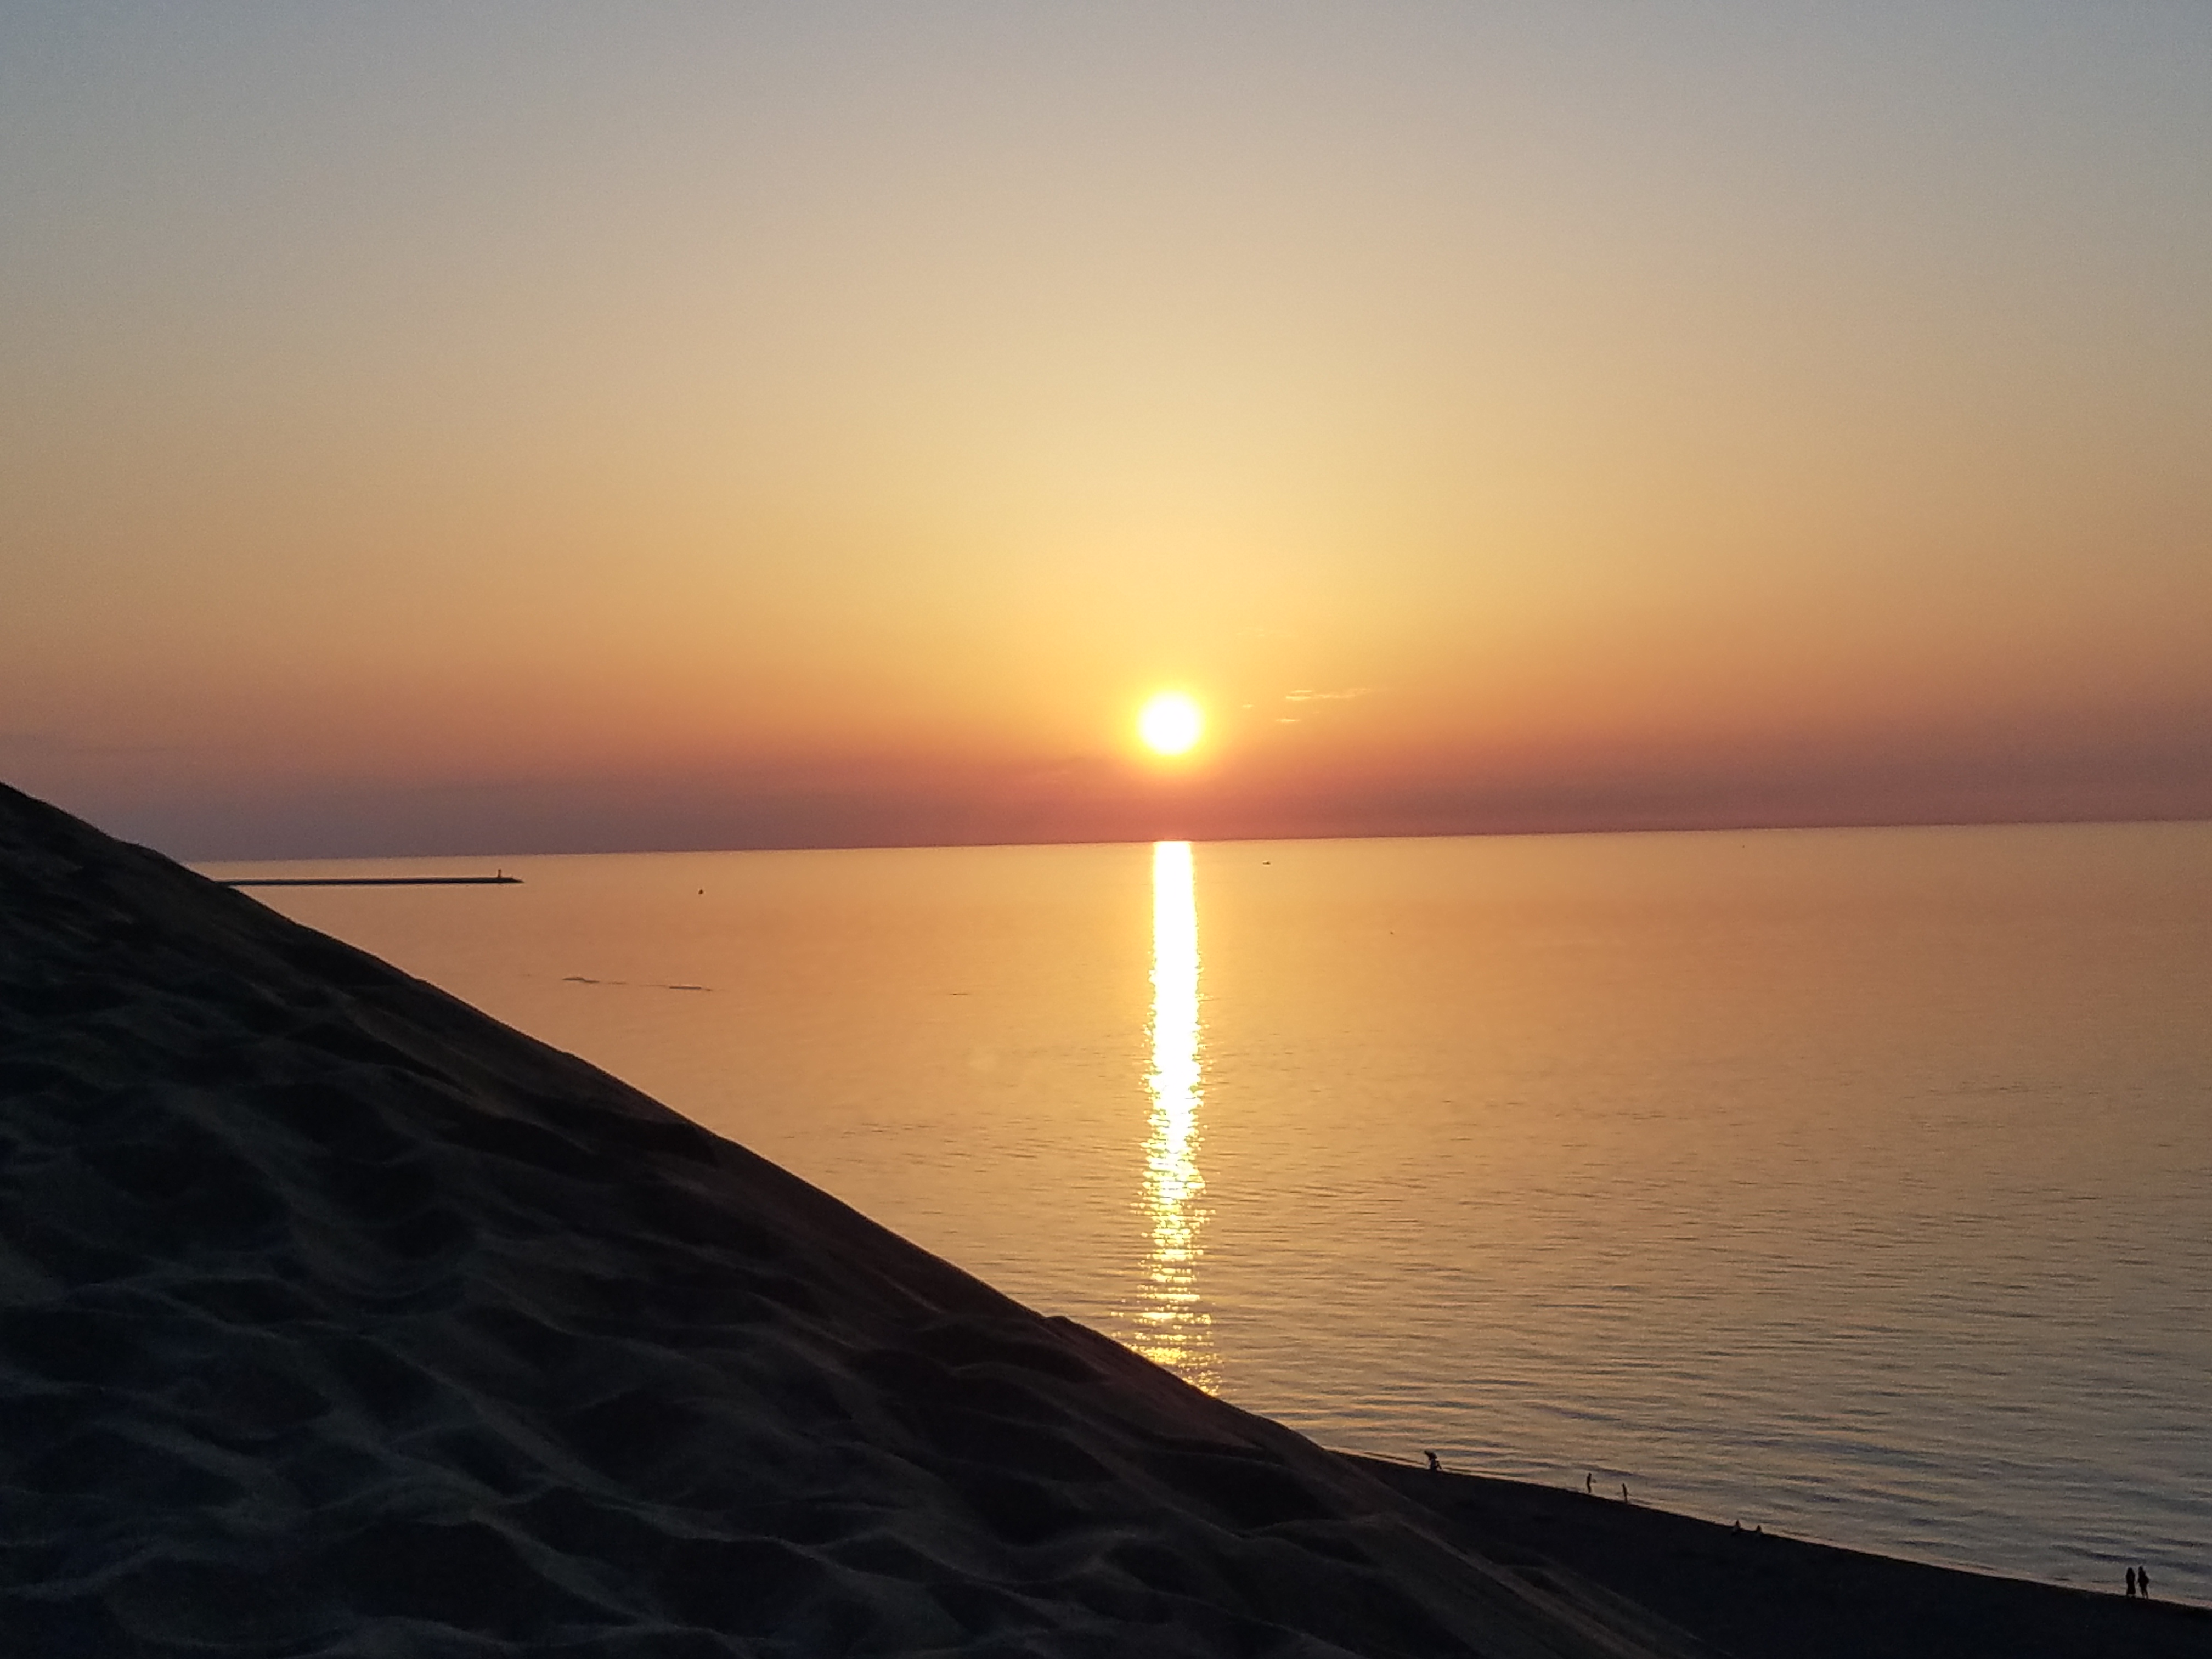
[214,823,2212,1603]
[1130,840,1215,1387]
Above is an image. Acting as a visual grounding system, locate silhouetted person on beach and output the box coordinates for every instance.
[1621,1483,1630,1504]
[1585,1472,1594,1494]
[1424,1449,1442,1473]
[2126,1568,2137,1596]
[2139,1565,2151,1600]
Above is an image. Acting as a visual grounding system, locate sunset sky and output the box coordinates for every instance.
[5,3,2209,857]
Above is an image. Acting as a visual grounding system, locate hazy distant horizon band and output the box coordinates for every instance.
[177,803,2212,870]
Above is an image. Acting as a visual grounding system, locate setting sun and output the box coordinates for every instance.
[1138,692,1205,756]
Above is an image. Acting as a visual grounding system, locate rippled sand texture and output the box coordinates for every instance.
[0,783,1700,1657]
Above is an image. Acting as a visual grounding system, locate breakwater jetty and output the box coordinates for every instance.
[216,873,520,888]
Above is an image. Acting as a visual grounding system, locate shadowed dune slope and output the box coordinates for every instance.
[0,782,1697,1658]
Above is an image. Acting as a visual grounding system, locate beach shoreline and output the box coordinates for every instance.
[1350,1457,2207,1658]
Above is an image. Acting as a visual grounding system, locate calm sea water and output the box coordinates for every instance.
[206,823,2212,1601]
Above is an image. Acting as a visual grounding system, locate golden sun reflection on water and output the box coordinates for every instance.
[1131,840,1217,1390]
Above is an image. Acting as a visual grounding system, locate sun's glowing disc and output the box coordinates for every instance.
[1138,692,1205,755]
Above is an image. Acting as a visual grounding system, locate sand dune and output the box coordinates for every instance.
[5,781,2194,1657]
[0,782,1698,1656]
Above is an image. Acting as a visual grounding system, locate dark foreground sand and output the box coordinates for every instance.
[0,782,2195,1657]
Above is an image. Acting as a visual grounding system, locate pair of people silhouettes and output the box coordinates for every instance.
[2126,1565,2152,1599]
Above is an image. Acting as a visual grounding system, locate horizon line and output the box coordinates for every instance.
[182,806,2212,868]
